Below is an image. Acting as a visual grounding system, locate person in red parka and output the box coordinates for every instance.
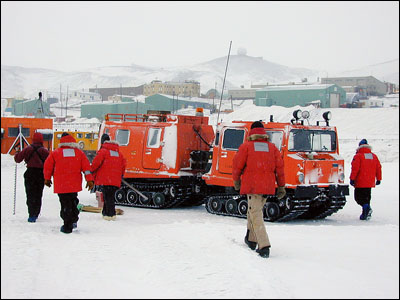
[91,133,126,220]
[14,132,49,223]
[43,133,94,233]
[350,139,382,220]
[232,121,286,258]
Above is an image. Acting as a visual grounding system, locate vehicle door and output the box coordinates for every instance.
[218,127,246,174]
[143,127,164,170]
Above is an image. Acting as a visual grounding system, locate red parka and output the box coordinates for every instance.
[232,128,285,195]
[350,144,382,188]
[14,133,49,169]
[43,136,93,194]
[91,141,126,187]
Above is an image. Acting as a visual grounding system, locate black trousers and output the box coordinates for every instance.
[58,193,79,230]
[102,185,118,217]
[24,167,45,218]
[354,188,372,206]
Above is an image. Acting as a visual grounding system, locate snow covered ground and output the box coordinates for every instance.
[1,96,399,299]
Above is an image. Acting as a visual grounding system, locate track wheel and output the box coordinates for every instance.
[126,189,138,204]
[169,186,176,198]
[139,193,151,205]
[114,188,126,204]
[210,198,222,212]
[225,199,238,214]
[153,192,166,207]
[264,202,280,221]
[238,200,248,215]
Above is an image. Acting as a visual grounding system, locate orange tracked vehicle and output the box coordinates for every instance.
[202,109,349,221]
[98,111,214,208]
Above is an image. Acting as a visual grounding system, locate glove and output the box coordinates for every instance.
[376,180,381,185]
[44,179,52,188]
[276,186,286,200]
[86,181,94,191]
[350,180,355,186]
[233,180,241,191]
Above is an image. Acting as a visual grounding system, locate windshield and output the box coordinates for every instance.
[288,129,336,152]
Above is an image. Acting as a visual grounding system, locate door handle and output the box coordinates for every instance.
[145,149,151,155]
[221,152,227,158]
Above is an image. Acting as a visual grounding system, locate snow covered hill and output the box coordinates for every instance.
[2,54,398,99]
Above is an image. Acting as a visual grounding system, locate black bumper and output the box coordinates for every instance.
[294,184,349,198]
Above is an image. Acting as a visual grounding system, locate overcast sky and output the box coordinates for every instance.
[1,1,399,73]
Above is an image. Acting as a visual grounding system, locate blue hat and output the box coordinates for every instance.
[359,139,368,146]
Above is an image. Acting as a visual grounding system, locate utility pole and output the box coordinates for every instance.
[60,84,62,117]
[65,85,69,118]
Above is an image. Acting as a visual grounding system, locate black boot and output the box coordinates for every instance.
[60,225,72,234]
[256,246,270,258]
[244,230,257,250]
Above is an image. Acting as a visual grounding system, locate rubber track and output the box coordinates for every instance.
[115,181,194,209]
[204,194,312,222]
[311,197,347,219]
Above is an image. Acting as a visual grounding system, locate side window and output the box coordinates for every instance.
[93,133,99,139]
[214,131,220,146]
[76,133,83,139]
[222,129,245,150]
[8,127,30,137]
[116,129,129,146]
[56,133,62,139]
[267,131,283,150]
[147,128,161,148]
[85,133,92,139]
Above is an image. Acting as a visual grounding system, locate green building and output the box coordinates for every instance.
[145,94,212,112]
[80,101,154,121]
[254,84,346,108]
[13,98,51,117]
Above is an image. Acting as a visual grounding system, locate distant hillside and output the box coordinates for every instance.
[1,54,319,99]
[1,55,398,99]
[334,59,399,84]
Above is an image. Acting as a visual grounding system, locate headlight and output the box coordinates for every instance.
[301,110,310,119]
[293,109,302,120]
[297,172,304,184]
[323,111,331,121]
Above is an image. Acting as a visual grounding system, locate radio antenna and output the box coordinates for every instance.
[216,41,232,126]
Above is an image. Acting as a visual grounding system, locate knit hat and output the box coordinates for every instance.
[60,134,76,144]
[32,132,43,144]
[359,139,368,146]
[250,121,264,129]
[101,133,110,144]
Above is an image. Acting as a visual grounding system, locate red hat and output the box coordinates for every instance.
[60,134,76,144]
[33,132,43,144]
[249,127,266,136]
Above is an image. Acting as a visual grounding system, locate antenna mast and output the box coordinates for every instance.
[216,41,232,125]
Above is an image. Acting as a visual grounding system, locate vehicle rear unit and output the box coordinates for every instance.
[99,111,214,209]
